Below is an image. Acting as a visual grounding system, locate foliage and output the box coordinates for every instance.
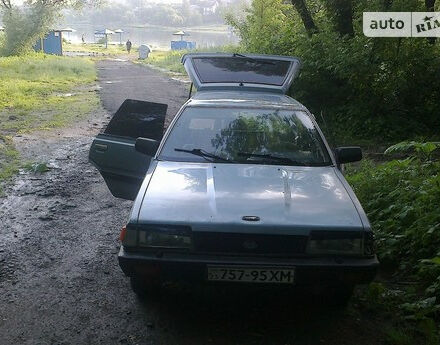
[385,141,440,160]
[347,156,440,272]
[225,0,440,144]
[347,144,440,323]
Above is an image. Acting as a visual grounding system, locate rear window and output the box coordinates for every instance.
[192,57,291,86]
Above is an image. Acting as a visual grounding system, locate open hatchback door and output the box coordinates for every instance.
[182,53,301,94]
[89,99,167,200]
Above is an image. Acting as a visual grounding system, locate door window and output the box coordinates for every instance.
[104,99,167,140]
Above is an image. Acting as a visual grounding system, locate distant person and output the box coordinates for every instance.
[81,34,85,44]
[126,39,132,54]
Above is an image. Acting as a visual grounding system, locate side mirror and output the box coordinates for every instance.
[135,137,159,156]
[334,146,362,164]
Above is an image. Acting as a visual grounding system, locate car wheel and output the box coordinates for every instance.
[130,276,161,298]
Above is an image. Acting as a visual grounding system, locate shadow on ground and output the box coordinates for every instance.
[136,283,379,345]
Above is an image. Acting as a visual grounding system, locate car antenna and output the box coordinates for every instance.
[188,82,193,99]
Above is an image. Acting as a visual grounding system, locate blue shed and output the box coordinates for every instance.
[171,41,196,50]
[171,30,196,51]
[34,30,63,55]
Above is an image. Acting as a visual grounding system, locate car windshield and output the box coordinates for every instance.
[159,107,332,166]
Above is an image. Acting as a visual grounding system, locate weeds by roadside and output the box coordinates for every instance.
[347,142,440,344]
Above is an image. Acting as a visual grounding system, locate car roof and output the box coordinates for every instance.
[187,91,308,111]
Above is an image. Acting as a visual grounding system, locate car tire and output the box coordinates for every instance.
[130,276,161,298]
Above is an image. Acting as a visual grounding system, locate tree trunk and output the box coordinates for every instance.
[426,0,436,44]
[425,0,436,11]
[290,0,319,36]
[323,0,354,37]
[1,0,12,9]
[382,0,393,10]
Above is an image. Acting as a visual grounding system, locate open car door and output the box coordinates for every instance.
[182,53,301,94]
[89,99,167,200]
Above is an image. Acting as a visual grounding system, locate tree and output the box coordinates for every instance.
[322,0,354,37]
[225,0,296,54]
[290,0,318,36]
[0,0,98,56]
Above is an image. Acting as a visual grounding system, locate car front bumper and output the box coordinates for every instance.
[118,246,379,286]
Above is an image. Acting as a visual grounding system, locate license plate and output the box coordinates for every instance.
[207,265,294,284]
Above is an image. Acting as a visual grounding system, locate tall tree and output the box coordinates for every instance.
[322,0,354,37]
[290,0,318,36]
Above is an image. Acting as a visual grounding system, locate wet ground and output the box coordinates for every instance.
[0,59,383,345]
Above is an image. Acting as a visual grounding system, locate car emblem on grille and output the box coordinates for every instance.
[243,240,258,250]
[242,216,260,221]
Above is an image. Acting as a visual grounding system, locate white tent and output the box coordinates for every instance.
[173,30,190,41]
[114,29,124,44]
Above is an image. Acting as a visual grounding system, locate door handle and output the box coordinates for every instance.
[95,144,108,152]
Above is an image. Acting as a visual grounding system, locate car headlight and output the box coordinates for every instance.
[138,225,192,249]
[306,231,367,255]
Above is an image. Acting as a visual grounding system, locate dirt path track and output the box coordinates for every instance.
[0,59,381,345]
[97,59,188,126]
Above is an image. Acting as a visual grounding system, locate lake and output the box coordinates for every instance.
[64,24,238,50]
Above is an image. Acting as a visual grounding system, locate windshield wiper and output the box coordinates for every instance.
[237,152,307,166]
[175,148,233,163]
[232,53,275,65]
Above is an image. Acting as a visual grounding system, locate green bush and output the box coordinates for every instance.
[348,157,440,269]
[347,142,440,319]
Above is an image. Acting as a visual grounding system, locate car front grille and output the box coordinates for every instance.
[193,232,308,256]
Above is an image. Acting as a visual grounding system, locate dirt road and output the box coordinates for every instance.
[0,59,382,345]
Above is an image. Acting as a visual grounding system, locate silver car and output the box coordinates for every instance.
[89,53,378,304]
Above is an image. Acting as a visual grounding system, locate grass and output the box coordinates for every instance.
[0,52,99,195]
[146,50,187,74]
[64,42,128,55]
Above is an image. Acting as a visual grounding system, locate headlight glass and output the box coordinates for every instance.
[138,225,192,249]
[306,231,365,255]
[307,238,363,255]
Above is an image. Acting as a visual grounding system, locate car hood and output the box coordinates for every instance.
[138,161,364,235]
